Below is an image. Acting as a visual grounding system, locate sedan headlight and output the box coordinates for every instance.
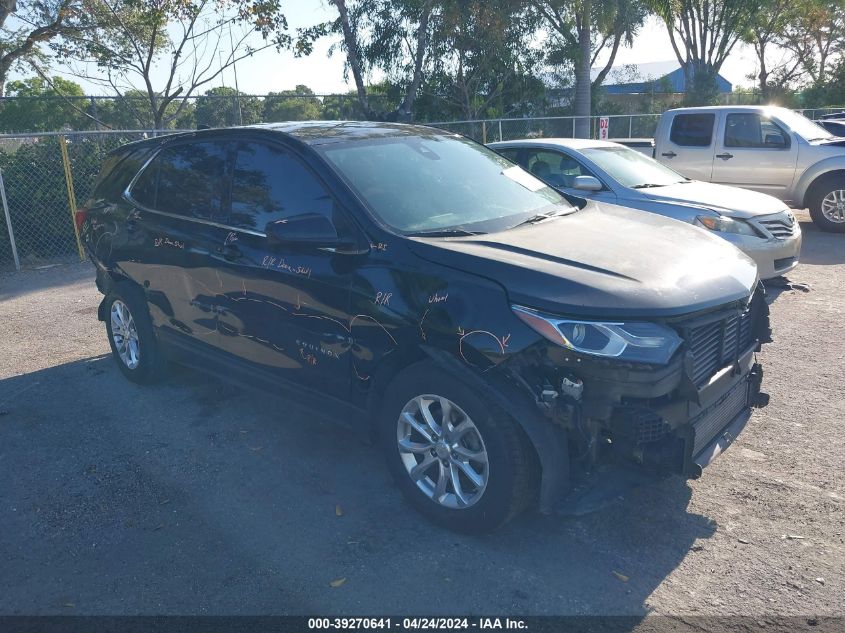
[695,215,759,236]
[512,305,682,364]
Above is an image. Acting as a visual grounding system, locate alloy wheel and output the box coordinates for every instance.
[396,395,489,509]
[821,189,845,223]
[110,299,140,369]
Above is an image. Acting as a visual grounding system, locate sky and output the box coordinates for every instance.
[12,3,763,96]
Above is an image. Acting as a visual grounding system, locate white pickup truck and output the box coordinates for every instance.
[653,106,845,232]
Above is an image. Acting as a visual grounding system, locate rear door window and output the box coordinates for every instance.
[131,141,230,222]
[229,141,336,233]
[669,113,715,147]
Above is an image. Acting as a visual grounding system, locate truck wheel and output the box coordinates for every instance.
[104,286,165,384]
[808,175,845,232]
[379,361,535,533]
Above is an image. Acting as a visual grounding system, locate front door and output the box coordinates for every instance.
[517,148,615,203]
[710,111,799,198]
[212,138,359,401]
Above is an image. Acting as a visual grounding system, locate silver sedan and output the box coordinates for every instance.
[489,138,802,280]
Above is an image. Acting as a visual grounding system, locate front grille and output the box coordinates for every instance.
[685,308,755,387]
[692,379,749,455]
[756,212,797,239]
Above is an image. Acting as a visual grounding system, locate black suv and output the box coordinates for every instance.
[81,122,771,532]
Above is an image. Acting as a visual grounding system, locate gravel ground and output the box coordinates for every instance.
[0,209,842,619]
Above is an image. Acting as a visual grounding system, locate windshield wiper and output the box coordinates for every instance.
[511,207,575,228]
[406,228,481,237]
[630,183,666,189]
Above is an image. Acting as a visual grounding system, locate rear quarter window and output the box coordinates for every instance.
[669,113,715,147]
[90,147,153,200]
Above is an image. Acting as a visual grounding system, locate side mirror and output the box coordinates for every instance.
[265,213,347,248]
[572,175,603,192]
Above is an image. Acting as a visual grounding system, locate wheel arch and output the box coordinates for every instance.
[371,347,570,514]
[799,166,845,208]
[96,270,147,322]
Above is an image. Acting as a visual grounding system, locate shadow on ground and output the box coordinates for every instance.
[0,355,715,618]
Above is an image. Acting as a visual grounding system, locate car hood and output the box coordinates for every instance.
[408,202,758,319]
[639,181,788,218]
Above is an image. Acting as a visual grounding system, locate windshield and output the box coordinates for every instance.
[318,134,573,234]
[771,108,834,141]
[581,145,687,188]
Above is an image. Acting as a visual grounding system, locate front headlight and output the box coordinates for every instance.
[512,305,682,364]
[696,215,759,236]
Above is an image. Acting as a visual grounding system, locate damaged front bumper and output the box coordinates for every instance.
[507,287,772,512]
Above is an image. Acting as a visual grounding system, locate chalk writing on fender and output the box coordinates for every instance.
[154,237,185,249]
[296,339,342,360]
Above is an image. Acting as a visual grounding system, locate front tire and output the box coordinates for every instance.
[104,286,164,383]
[808,175,845,232]
[379,361,535,533]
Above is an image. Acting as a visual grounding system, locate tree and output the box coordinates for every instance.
[532,0,648,138]
[58,0,308,128]
[742,0,804,100]
[329,0,435,119]
[263,85,322,121]
[775,0,845,88]
[652,0,757,104]
[0,75,86,131]
[422,0,545,121]
[0,0,82,96]
[194,86,262,127]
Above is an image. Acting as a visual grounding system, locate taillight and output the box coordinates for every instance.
[75,207,88,234]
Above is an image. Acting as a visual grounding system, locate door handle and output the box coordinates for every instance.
[661,151,677,158]
[216,244,242,261]
[716,152,734,160]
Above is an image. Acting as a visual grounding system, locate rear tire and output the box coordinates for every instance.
[807,175,845,232]
[379,360,534,533]
[104,286,165,384]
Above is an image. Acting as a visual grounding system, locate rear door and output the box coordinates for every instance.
[124,139,231,343]
[211,136,359,400]
[657,112,717,181]
[710,111,799,198]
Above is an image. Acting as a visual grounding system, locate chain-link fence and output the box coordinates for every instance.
[1,103,844,272]
[0,130,182,271]
[428,114,663,143]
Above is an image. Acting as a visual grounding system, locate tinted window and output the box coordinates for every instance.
[725,113,789,148]
[229,142,334,232]
[524,150,596,188]
[131,142,229,221]
[91,147,152,200]
[319,135,572,234]
[669,113,715,147]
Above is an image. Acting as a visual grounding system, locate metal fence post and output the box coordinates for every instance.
[0,168,21,271]
[498,119,503,142]
[482,120,487,144]
[58,135,85,262]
